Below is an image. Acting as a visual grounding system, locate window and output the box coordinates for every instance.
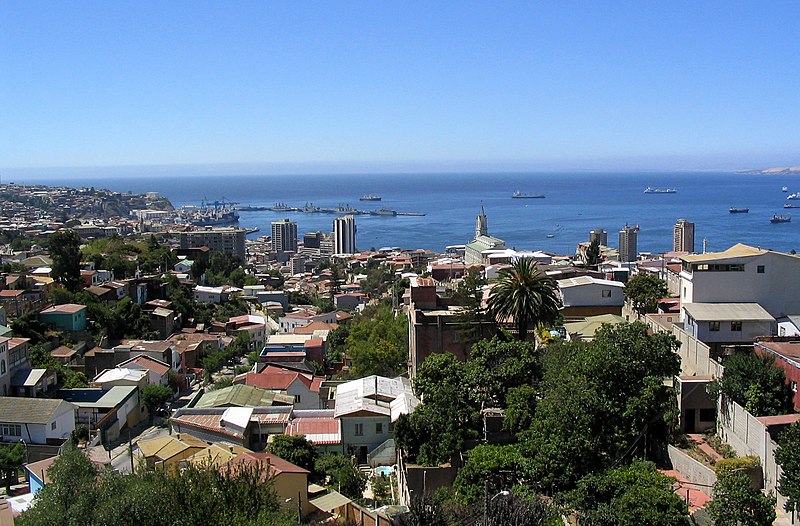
[388,422,395,432]
[355,423,364,436]
[295,395,301,404]
[601,289,612,298]
[731,321,742,332]
[1,424,21,437]
[51,421,57,430]
[757,265,765,274]
[699,408,716,422]
[376,422,383,434]
[1,360,5,375]
[709,321,720,332]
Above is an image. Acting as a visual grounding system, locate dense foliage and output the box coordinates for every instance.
[776,421,800,513]
[710,351,793,416]
[487,258,561,341]
[566,461,688,526]
[707,471,775,526]
[81,235,176,279]
[345,303,408,378]
[623,273,668,314]
[48,230,82,291]
[17,447,295,526]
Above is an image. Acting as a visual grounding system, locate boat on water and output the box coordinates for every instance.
[271,202,293,211]
[771,214,792,223]
[783,186,789,192]
[177,199,239,226]
[729,208,749,214]
[512,191,545,199]
[644,187,677,194]
[785,204,800,209]
[787,193,800,200]
[371,208,397,216]
[359,194,382,201]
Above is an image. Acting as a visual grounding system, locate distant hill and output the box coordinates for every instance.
[745,166,800,175]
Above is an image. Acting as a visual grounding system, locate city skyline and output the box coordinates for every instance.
[3,2,800,175]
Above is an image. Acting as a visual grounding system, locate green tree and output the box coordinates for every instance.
[567,461,688,526]
[140,384,172,419]
[486,258,561,341]
[623,273,668,315]
[395,353,479,465]
[267,434,318,472]
[372,475,391,506]
[345,303,408,377]
[48,230,82,291]
[522,322,680,491]
[452,444,525,504]
[503,385,538,434]
[707,471,775,526]
[0,443,25,493]
[710,352,793,416]
[775,421,800,514]
[465,336,540,407]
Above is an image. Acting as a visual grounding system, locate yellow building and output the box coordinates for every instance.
[136,433,208,469]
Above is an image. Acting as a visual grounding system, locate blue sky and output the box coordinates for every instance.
[2,1,800,174]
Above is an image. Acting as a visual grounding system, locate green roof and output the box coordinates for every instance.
[564,314,626,340]
[0,326,11,337]
[195,384,294,409]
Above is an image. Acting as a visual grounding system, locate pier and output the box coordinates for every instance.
[236,203,425,217]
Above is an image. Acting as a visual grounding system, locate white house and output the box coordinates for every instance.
[278,310,338,334]
[0,397,76,444]
[194,286,229,304]
[333,376,419,463]
[681,303,776,346]
[680,244,800,319]
[557,276,625,316]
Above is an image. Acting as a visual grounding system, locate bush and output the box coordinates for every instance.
[715,456,760,477]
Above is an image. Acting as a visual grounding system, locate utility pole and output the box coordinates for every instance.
[128,429,134,473]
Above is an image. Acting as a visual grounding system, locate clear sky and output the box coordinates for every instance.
[2,1,800,175]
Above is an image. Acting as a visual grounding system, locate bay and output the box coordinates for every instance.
[9,171,800,255]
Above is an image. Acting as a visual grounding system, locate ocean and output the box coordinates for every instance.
[7,171,800,255]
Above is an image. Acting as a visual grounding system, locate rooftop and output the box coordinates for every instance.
[39,303,85,314]
[682,303,774,322]
[0,397,73,424]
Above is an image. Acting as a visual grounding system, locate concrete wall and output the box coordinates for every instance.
[672,325,725,377]
[667,445,717,488]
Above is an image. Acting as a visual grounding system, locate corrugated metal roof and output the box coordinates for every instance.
[309,490,351,512]
[196,384,294,409]
[682,303,774,322]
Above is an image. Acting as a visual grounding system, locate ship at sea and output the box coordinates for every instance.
[359,194,382,201]
[371,208,397,216]
[787,193,800,200]
[771,214,791,223]
[512,190,545,198]
[729,207,749,214]
[177,199,239,226]
[644,187,677,194]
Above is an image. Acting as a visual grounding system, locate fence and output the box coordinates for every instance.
[343,502,393,526]
[672,325,724,378]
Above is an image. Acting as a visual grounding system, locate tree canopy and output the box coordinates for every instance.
[566,461,688,526]
[48,230,82,291]
[345,303,408,378]
[775,421,800,513]
[623,273,668,314]
[710,351,793,416]
[18,447,295,526]
[487,258,561,341]
[707,471,775,526]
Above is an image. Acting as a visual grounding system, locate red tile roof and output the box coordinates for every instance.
[123,355,171,376]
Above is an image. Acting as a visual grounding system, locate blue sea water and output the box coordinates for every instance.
[8,171,800,255]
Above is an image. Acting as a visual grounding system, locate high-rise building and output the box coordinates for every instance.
[333,215,357,255]
[178,227,247,261]
[303,231,322,249]
[589,228,608,246]
[271,219,298,253]
[619,224,638,263]
[673,218,695,253]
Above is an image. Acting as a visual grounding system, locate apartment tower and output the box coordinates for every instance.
[333,215,357,255]
[673,218,695,253]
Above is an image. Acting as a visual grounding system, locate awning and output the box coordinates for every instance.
[309,490,351,512]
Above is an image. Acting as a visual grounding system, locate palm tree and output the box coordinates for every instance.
[487,257,561,341]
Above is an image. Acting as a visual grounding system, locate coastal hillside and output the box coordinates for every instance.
[746,166,800,175]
